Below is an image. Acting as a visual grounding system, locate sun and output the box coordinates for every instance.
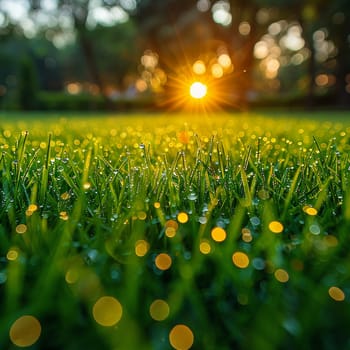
[189,82,207,99]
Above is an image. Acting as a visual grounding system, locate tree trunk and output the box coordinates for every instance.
[73,14,111,108]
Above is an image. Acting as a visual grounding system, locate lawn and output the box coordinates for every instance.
[1,111,350,349]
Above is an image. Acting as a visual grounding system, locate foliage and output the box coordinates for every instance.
[17,56,40,110]
[1,112,350,349]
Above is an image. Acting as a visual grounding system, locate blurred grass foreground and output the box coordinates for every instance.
[1,111,350,349]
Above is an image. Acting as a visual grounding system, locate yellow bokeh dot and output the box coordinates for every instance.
[137,211,147,220]
[149,299,170,321]
[155,253,172,271]
[165,227,177,238]
[274,269,289,283]
[232,252,250,269]
[303,206,318,216]
[199,241,211,255]
[9,315,41,347]
[177,212,189,224]
[268,221,284,234]
[65,268,80,284]
[16,224,27,234]
[242,228,253,242]
[154,202,161,209]
[211,227,227,242]
[60,192,70,200]
[59,211,69,221]
[135,240,150,257]
[7,249,19,261]
[166,220,179,231]
[83,182,91,190]
[328,286,345,301]
[192,60,206,75]
[28,204,38,212]
[92,296,123,327]
[169,324,194,350]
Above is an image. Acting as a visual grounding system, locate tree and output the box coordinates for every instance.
[18,55,39,110]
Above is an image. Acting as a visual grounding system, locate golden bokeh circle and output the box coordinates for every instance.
[169,324,194,350]
[268,221,284,234]
[211,227,227,242]
[155,253,172,271]
[149,299,170,321]
[232,252,250,268]
[92,296,123,327]
[9,315,42,347]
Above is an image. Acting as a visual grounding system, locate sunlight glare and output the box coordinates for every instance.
[190,82,207,99]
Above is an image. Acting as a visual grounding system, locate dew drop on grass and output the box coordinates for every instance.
[252,257,265,270]
[0,272,7,284]
[309,224,321,235]
[187,192,197,201]
[250,216,260,226]
[198,216,207,224]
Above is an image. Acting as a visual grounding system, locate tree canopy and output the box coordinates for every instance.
[0,0,349,109]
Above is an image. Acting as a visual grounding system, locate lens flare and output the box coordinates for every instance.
[190,82,207,99]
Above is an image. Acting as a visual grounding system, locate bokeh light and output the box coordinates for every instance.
[328,286,345,301]
[190,82,207,99]
[268,221,284,233]
[165,220,179,238]
[135,240,150,257]
[238,21,251,35]
[303,206,318,216]
[92,296,123,327]
[177,212,189,224]
[149,299,170,321]
[155,253,172,270]
[15,224,27,234]
[9,315,42,347]
[274,269,289,283]
[232,252,250,268]
[199,240,211,254]
[7,249,19,261]
[169,324,194,350]
[211,63,224,78]
[211,227,227,242]
[192,60,206,75]
[218,53,232,69]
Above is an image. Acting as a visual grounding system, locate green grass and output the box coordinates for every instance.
[1,111,350,349]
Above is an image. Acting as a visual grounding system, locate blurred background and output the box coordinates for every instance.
[0,0,349,111]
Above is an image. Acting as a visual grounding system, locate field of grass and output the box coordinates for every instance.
[1,111,350,349]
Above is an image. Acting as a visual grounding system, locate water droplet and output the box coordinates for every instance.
[252,257,265,270]
[187,193,197,201]
[250,216,260,226]
[310,224,321,235]
[198,216,207,224]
